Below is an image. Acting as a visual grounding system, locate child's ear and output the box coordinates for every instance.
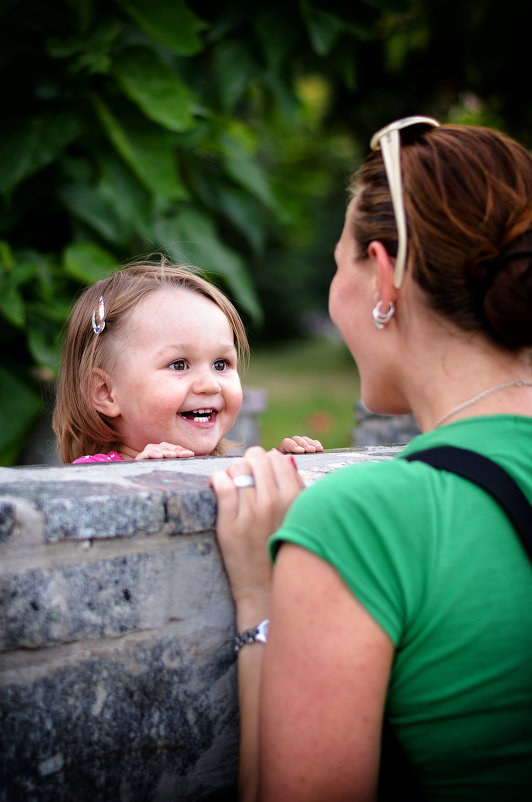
[89,369,120,418]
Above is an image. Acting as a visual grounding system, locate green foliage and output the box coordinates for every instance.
[1,0,531,463]
[0,0,382,464]
[243,335,359,450]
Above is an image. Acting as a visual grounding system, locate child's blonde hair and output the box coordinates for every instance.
[53,256,249,463]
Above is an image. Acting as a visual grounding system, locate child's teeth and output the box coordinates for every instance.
[190,408,213,421]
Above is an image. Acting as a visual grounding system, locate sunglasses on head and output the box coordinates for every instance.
[370,116,440,288]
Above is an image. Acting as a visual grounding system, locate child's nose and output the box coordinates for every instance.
[191,368,222,394]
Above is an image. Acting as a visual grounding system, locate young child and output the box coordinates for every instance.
[53,258,323,463]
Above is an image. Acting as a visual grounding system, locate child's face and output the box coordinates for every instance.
[105,287,243,456]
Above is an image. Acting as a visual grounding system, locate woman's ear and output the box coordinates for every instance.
[89,369,120,418]
[368,241,398,306]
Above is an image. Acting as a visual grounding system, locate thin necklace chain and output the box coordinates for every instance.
[433,379,532,429]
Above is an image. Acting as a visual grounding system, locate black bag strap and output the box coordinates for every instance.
[403,445,532,563]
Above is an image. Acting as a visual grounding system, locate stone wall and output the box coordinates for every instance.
[351,400,420,447]
[0,447,400,802]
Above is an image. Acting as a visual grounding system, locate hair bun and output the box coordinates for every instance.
[482,248,532,348]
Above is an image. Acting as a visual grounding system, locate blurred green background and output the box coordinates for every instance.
[1,0,531,464]
[245,336,358,451]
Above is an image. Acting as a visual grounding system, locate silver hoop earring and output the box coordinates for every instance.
[372,300,395,330]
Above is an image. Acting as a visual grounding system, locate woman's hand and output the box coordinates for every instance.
[134,442,194,460]
[210,446,305,606]
[278,435,323,454]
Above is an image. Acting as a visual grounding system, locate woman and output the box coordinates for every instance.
[210,118,532,801]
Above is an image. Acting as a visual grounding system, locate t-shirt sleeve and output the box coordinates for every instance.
[269,460,437,646]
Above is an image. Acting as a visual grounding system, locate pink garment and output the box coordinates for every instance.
[73,451,123,464]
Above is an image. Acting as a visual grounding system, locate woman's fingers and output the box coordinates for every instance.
[244,447,304,520]
[211,455,274,601]
[211,447,304,550]
[210,447,305,601]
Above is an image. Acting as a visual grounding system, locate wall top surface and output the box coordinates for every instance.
[0,447,402,543]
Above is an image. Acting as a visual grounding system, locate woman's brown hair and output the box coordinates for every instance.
[53,256,249,463]
[350,123,532,348]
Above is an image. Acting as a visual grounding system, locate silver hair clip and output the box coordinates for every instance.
[91,296,106,335]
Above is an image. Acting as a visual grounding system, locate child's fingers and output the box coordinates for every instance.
[278,437,305,454]
[135,445,164,460]
[174,446,195,458]
[305,436,323,452]
[278,435,323,454]
[135,442,194,460]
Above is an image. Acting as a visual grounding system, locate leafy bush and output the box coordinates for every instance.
[0,0,377,463]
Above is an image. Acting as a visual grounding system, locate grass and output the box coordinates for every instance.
[241,335,360,451]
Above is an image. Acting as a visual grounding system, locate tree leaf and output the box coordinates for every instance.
[112,46,198,132]
[0,113,81,194]
[153,207,263,322]
[0,366,42,466]
[197,175,267,254]
[0,282,25,327]
[26,300,73,326]
[220,137,280,215]
[97,150,154,239]
[254,8,299,71]
[9,260,41,288]
[93,96,190,200]
[59,182,132,246]
[212,39,259,111]
[63,243,118,284]
[301,4,344,56]
[0,241,15,270]
[26,326,60,372]
[116,0,205,56]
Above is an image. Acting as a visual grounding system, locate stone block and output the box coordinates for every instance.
[131,470,217,534]
[0,472,216,542]
[0,533,228,651]
[0,628,238,802]
[0,501,15,543]
[351,400,420,446]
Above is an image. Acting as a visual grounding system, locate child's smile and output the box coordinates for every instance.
[179,408,217,425]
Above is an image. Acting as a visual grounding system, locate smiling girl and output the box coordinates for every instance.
[53,258,322,463]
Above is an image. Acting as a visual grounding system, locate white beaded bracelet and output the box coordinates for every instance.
[234,619,269,653]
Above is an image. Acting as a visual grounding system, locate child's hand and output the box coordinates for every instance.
[134,442,194,460]
[277,435,323,454]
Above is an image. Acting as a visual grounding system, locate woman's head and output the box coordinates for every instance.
[349,122,532,349]
[53,257,249,462]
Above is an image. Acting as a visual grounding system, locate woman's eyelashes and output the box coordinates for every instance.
[168,358,232,372]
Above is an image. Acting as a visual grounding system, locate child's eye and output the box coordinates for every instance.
[213,359,229,372]
[169,359,187,371]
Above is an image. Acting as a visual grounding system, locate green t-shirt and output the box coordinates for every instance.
[270,416,532,800]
